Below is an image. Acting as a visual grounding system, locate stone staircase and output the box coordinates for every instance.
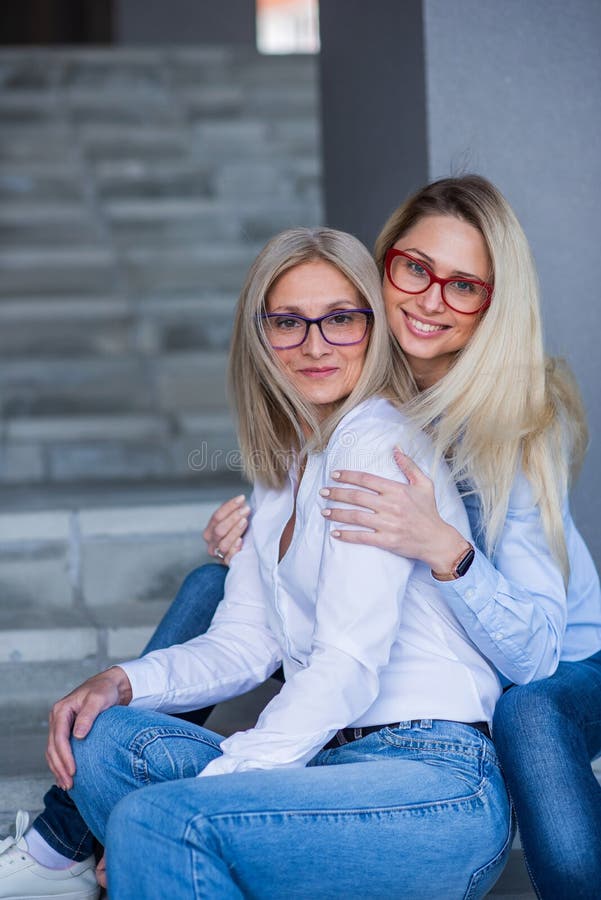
[0,46,321,498]
[0,45,322,821]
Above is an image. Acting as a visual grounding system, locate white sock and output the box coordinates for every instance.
[24,828,77,870]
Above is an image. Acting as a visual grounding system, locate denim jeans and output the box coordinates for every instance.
[68,707,511,899]
[32,563,229,860]
[493,648,601,899]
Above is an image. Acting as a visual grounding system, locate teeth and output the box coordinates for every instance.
[406,314,446,333]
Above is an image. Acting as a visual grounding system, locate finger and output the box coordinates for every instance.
[209,516,248,560]
[211,495,246,525]
[392,448,427,485]
[224,536,243,566]
[320,486,383,511]
[218,516,248,556]
[322,507,377,529]
[213,505,250,543]
[205,507,249,555]
[330,469,395,494]
[47,707,76,788]
[71,695,107,741]
[96,855,107,889]
[329,528,390,548]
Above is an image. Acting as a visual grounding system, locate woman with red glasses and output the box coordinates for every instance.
[9,176,601,899]
[324,177,601,899]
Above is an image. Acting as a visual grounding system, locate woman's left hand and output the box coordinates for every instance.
[320,448,467,571]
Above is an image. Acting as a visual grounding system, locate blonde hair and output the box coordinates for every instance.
[229,227,407,487]
[375,175,588,580]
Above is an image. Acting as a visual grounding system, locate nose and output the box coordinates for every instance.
[416,283,446,315]
[301,321,332,356]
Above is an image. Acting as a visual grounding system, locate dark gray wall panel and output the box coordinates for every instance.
[319,0,429,248]
[116,0,255,45]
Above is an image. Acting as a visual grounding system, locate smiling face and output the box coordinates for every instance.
[266,258,370,421]
[383,214,492,389]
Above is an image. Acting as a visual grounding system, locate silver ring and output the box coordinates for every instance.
[214,548,225,561]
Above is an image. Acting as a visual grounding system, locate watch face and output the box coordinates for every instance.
[456,548,475,577]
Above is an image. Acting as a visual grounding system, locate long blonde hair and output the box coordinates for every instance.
[375,175,587,579]
[229,227,407,487]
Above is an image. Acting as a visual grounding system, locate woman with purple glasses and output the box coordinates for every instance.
[39,226,511,898]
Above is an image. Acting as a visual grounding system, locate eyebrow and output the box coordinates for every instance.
[268,299,358,313]
[402,247,485,282]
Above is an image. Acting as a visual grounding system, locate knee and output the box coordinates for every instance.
[71,706,132,786]
[106,788,146,841]
[180,563,227,597]
[494,678,568,740]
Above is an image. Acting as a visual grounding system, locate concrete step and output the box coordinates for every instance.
[122,245,260,295]
[0,354,153,416]
[0,245,258,302]
[0,43,320,497]
[0,164,85,204]
[0,247,117,297]
[0,292,236,359]
[0,349,230,418]
[94,159,213,201]
[0,478,245,514]
[0,208,106,249]
[0,125,74,163]
[0,498,226,616]
[0,304,134,360]
[0,410,238,485]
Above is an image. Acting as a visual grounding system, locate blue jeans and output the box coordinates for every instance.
[69,708,511,899]
[493,649,601,899]
[33,563,229,860]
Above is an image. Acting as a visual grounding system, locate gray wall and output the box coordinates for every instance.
[424,0,601,564]
[115,0,255,44]
[320,0,601,565]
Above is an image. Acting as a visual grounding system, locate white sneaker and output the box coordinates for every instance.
[0,811,100,900]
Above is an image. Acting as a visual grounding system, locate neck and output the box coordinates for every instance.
[408,353,455,391]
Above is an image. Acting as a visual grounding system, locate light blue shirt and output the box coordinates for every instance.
[436,470,601,684]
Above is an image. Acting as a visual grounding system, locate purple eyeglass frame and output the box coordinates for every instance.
[385,249,493,315]
[259,308,374,349]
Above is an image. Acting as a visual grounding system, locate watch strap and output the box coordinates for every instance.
[432,542,475,582]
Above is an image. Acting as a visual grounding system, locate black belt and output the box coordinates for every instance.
[323,720,490,750]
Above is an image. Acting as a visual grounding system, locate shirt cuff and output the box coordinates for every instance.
[117,658,162,709]
[430,548,500,617]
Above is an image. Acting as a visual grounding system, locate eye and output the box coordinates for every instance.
[328,312,355,326]
[449,280,477,294]
[405,258,428,278]
[271,316,303,330]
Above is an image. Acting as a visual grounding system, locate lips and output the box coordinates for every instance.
[403,310,449,336]
[297,367,339,377]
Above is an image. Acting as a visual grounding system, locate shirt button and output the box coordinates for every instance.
[465,588,475,601]
[494,632,503,641]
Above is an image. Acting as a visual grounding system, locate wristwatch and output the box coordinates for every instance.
[431,542,475,581]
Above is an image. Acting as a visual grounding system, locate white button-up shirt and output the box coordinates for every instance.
[122,397,500,775]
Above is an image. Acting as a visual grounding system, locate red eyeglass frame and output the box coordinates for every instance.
[385,249,493,315]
